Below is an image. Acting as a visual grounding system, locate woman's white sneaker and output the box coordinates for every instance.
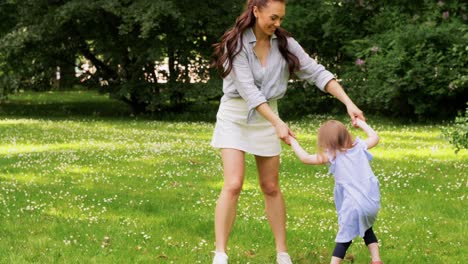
[277,252,293,264]
[212,251,228,264]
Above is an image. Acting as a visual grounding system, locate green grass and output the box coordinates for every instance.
[0,91,466,263]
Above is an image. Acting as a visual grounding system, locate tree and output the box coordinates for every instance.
[1,0,466,118]
[0,0,239,112]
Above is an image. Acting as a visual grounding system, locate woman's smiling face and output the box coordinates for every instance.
[253,1,286,37]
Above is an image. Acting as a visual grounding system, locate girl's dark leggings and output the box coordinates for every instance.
[332,227,378,259]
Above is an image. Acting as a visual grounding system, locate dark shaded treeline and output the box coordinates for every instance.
[0,0,466,118]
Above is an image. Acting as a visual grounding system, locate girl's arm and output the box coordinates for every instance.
[355,118,379,149]
[290,137,328,165]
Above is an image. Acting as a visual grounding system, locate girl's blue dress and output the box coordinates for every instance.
[327,137,381,243]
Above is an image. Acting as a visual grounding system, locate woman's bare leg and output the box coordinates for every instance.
[255,155,287,253]
[214,149,245,252]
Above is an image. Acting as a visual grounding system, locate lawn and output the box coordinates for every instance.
[0,91,466,263]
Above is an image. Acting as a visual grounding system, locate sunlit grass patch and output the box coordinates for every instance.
[0,91,466,263]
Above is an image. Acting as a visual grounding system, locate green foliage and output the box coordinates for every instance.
[0,73,19,100]
[285,0,467,119]
[0,0,466,118]
[0,0,236,111]
[280,81,342,119]
[337,1,467,118]
[443,103,468,153]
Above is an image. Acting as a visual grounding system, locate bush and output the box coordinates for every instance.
[280,81,343,119]
[340,17,467,118]
[327,2,467,119]
[443,103,468,153]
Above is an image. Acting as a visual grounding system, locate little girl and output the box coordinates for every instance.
[289,119,383,264]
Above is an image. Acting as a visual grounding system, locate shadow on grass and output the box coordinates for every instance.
[0,101,130,118]
[0,90,445,124]
[0,91,219,122]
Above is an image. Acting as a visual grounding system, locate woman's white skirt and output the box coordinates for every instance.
[211,98,281,157]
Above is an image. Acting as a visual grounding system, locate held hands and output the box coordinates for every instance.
[346,103,365,127]
[274,121,295,145]
[354,117,379,149]
[255,103,295,144]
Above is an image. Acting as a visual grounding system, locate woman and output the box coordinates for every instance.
[210,0,365,263]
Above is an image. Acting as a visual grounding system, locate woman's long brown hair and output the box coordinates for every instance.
[211,0,299,78]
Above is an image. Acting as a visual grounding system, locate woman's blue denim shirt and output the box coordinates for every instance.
[221,27,335,122]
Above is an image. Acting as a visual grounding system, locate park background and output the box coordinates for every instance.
[0,0,466,263]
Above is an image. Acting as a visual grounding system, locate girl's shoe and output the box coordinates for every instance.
[212,251,228,264]
[277,252,293,264]
[371,261,383,264]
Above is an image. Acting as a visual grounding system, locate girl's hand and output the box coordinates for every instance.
[355,118,366,128]
[346,103,365,127]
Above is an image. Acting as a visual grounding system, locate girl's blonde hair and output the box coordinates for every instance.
[317,120,354,158]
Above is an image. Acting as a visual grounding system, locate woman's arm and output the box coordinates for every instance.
[355,118,379,149]
[287,38,365,126]
[290,137,328,165]
[325,80,365,126]
[229,44,294,145]
[256,103,295,145]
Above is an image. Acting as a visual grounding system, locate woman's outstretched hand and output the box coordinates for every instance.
[323,80,365,127]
